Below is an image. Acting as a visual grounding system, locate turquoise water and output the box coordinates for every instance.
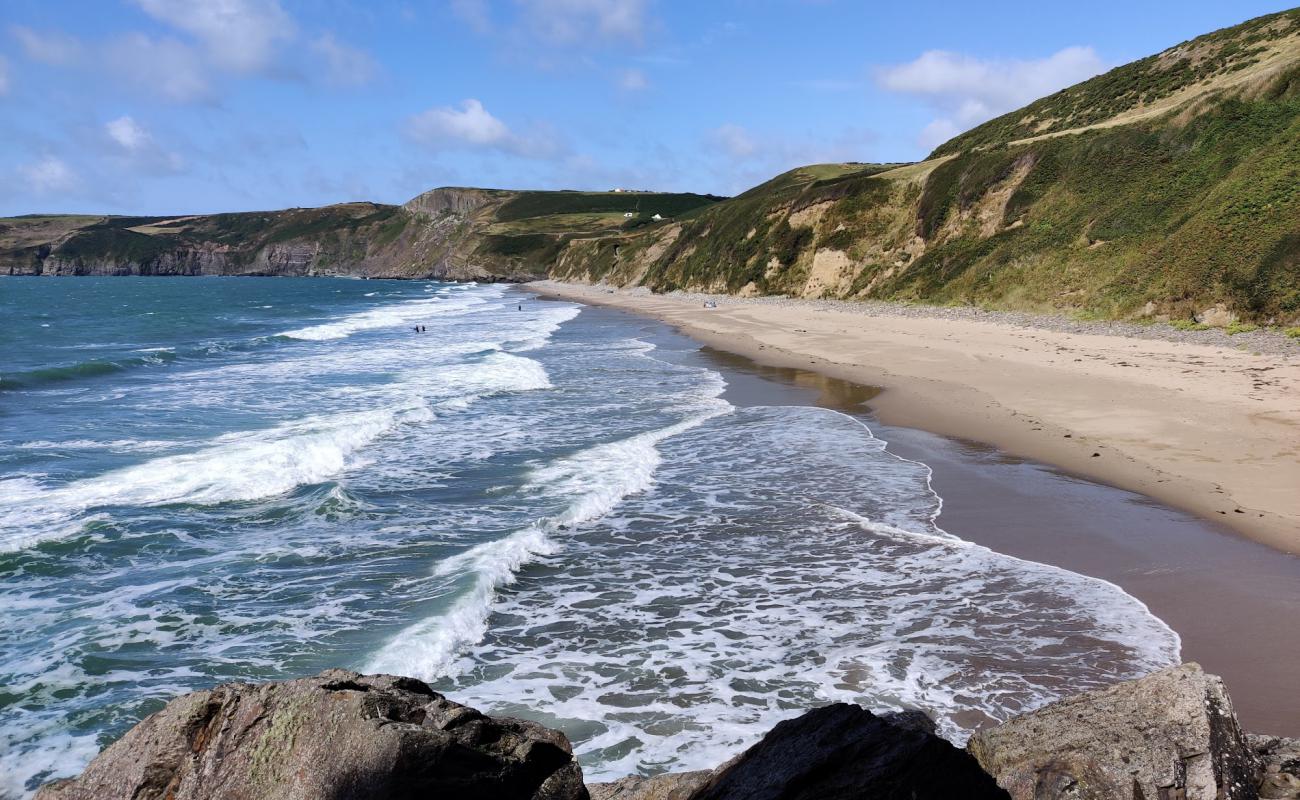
[0,277,1179,796]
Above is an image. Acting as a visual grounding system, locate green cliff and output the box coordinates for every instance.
[552,8,1300,324]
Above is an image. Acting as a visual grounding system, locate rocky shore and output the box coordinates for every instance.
[37,663,1299,800]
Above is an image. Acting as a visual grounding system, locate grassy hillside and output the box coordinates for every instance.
[552,8,1300,325]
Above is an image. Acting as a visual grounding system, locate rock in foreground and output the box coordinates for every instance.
[968,662,1257,800]
[1252,735,1300,799]
[36,669,587,800]
[687,703,1009,800]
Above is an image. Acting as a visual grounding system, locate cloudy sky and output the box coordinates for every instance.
[0,0,1290,215]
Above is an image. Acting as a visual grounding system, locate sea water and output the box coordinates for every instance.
[0,277,1179,797]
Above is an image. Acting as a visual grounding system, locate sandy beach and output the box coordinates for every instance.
[528,281,1300,556]
[539,295,1300,735]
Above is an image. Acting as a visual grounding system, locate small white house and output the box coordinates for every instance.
[651,213,663,221]
[623,212,635,218]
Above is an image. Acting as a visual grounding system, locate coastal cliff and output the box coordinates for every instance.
[0,189,721,283]
[36,663,1300,800]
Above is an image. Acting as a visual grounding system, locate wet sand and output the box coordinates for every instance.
[571,300,1300,737]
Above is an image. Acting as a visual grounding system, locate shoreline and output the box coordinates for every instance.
[562,299,1300,736]
[525,281,1300,556]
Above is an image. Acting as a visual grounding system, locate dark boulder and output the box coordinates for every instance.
[36,669,587,800]
[687,703,1009,800]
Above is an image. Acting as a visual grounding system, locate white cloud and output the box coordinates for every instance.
[104,115,184,173]
[20,156,79,195]
[518,0,650,45]
[132,0,295,74]
[617,67,648,91]
[451,0,494,34]
[916,119,960,152]
[456,0,652,54]
[406,99,563,159]
[104,33,212,103]
[106,116,150,151]
[410,99,510,146]
[0,55,9,95]
[10,25,81,65]
[708,124,759,159]
[311,33,378,88]
[877,46,1106,149]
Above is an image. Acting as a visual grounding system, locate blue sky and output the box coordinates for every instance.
[0,0,1293,215]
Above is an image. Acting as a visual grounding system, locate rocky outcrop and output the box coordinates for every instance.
[36,669,587,800]
[968,663,1258,800]
[687,704,1009,800]
[402,186,504,218]
[1252,735,1300,799]
[35,663,1296,800]
[588,771,714,800]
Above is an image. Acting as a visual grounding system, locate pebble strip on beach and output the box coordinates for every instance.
[534,282,1300,359]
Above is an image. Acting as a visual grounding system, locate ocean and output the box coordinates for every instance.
[0,277,1179,797]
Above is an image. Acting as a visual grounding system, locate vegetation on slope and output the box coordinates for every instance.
[552,9,1300,325]
[1,190,723,280]
[931,7,1300,156]
[495,191,721,222]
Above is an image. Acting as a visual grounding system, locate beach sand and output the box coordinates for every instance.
[530,286,1300,736]
[528,281,1300,555]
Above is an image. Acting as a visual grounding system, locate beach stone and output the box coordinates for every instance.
[36,669,588,800]
[967,663,1257,800]
[588,771,714,800]
[1251,735,1300,799]
[687,703,1009,799]
[1195,304,1238,327]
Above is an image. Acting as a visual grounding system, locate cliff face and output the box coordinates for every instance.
[1,189,723,284]
[0,200,531,282]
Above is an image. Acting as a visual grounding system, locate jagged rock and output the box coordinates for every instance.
[968,663,1257,800]
[36,669,587,800]
[687,703,1009,800]
[587,708,951,800]
[588,771,713,800]
[1251,735,1300,799]
[880,709,939,735]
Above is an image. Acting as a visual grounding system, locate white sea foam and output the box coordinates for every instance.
[0,350,553,552]
[431,403,1182,780]
[15,438,181,453]
[366,369,730,681]
[278,286,503,341]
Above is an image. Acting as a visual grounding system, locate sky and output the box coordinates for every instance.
[0,0,1294,215]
